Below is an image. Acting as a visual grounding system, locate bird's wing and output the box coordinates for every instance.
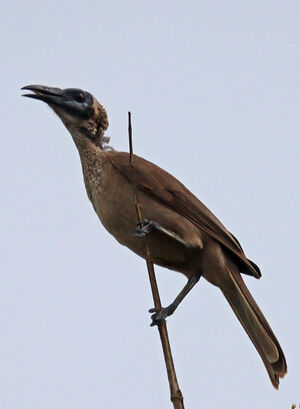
[108,151,260,278]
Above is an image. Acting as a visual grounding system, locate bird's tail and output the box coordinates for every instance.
[221,264,287,388]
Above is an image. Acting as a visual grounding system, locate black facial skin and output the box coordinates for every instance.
[60,88,95,119]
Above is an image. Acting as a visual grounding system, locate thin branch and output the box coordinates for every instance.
[128,111,133,163]
[129,113,185,409]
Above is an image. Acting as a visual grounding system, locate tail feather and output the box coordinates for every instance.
[221,264,287,388]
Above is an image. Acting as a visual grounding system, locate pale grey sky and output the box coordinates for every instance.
[1,1,299,408]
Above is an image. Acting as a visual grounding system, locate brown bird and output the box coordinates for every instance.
[22,84,287,388]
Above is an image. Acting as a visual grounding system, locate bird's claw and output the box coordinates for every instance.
[134,220,153,237]
[148,305,175,327]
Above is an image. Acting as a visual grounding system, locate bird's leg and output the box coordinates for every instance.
[134,219,202,326]
[149,272,202,326]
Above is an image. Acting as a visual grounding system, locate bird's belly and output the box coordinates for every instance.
[92,189,201,275]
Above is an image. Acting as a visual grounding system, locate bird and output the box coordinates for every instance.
[22,84,287,388]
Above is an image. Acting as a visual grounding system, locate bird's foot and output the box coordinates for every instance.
[149,304,176,327]
[135,220,156,237]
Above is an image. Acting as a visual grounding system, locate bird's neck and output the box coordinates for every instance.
[71,129,107,202]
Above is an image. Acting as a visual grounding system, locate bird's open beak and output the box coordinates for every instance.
[21,85,64,106]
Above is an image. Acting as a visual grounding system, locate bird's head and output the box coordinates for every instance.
[22,85,109,148]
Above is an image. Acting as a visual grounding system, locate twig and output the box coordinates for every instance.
[128,112,185,409]
[128,111,133,164]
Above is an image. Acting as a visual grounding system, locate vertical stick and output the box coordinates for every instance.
[128,111,134,164]
[129,113,185,409]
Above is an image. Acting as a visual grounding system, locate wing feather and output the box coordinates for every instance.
[108,151,260,278]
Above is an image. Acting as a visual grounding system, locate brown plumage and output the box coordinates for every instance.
[22,84,287,388]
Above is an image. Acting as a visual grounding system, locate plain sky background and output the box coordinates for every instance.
[1,1,299,408]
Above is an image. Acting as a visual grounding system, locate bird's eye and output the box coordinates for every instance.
[74,92,85,103]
